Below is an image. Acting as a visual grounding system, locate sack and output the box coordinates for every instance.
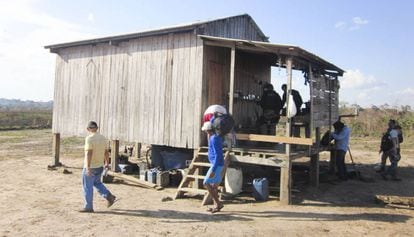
[380,132,393,152]
[212,112,235,136]
[287,94,297,118]
[320,130,333,146]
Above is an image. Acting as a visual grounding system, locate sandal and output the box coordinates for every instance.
[209,205,224,213]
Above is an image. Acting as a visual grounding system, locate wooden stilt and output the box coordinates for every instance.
[280,57,293,205]
[229,45,236,114]
[52,133,60,166]
[111,140,119,171]
[135,142,141,159]
[310,127,320,187]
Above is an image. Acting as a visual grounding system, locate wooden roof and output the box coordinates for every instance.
[199,35,345,76]
[44,14,267,52]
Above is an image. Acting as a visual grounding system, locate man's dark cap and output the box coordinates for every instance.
[333,120,344,130]
[87,121,98,129]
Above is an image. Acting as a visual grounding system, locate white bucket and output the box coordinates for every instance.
[224,167,243,195]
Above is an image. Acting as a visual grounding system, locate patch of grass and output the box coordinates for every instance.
[0,110,52,130]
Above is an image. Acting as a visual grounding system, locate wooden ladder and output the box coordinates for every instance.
[175,148,231,206]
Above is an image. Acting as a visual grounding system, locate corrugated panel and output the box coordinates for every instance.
[53,33,203,148]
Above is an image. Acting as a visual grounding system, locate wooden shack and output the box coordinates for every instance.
[45,14,344,204]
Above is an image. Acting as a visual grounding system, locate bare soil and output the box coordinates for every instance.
[0,129,413,237]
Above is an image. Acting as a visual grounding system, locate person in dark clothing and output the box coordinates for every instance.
[281,84,303,115]
[379,120,401,181]
[257,83,282,135]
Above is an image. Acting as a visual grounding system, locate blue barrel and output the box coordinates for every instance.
[252,178,269,201]
[147,169,157,184]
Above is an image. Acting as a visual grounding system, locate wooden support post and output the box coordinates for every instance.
[135,142,141,159]
[280,57,293,205]
[228,45,236,114]
[310,127,320,187]
[52,133,60,166]
[111,140,119,171]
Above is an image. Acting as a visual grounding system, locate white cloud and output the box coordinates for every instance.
[353,17,369,25]
[0,0,96,101]
[334,21,346,30]
[397,87,414,95]
[88,13,95,23]
[341,69,378,89]
[335,17,369,31]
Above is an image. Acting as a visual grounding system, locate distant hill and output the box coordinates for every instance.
[0,98,53,111]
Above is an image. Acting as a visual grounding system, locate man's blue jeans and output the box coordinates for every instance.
[82,167,110,210]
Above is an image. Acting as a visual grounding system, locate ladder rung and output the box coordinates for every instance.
[186,174,206,179]
[179,187,207,195]
[197,152,209,156]
[192,162,211,167]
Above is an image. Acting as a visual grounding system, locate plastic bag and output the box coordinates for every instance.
[287,94,297,118]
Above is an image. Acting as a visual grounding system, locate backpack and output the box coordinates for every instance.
[398,132,403,144]
[320,130,333,146]
[380,132,393,152]
[211,112,235,136]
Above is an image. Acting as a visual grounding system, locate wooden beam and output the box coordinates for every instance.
[135,142,141,159]
[230,155,287,167]
[52,133,60,166]
[310,127,320,187]
[235,133,313,145]
[107,170,162,190]
[375,195,414,207]
[110,140,119,171]
[229,45,236,114]
[280,57,293,205]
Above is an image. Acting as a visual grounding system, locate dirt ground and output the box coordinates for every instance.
[0,129,413,237]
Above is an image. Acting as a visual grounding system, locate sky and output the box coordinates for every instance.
[0,0,413,108]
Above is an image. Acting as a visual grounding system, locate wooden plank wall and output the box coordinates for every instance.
[203,16,266,41]
[201,47,270,129]
[233,52,271,128]
[310,74,339,128]
[52,32,204,148]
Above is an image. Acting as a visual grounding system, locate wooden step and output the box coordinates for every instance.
[191,162,211,167]
[179,187,207,195]
[186,174,206,180]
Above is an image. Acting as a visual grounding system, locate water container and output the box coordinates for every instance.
[156,171,170,187]
[138,162,148,181]
[147,169,157,184]
[252,178,269,201]
[224,167,243,195]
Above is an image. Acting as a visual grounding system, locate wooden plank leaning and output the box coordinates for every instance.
[107,170,163,190]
